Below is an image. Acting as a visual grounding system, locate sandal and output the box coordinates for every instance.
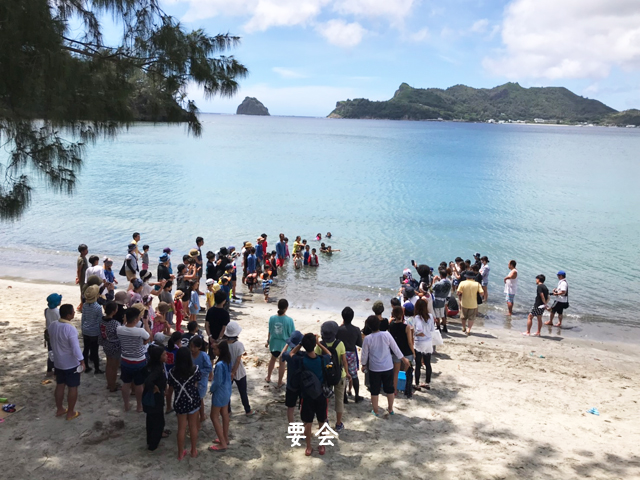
[178,449,188,461]
[162,429,171,438]
[305,447,313,456]
[66,411,81,421]
[208,445,227,452]
[318,446,326,455]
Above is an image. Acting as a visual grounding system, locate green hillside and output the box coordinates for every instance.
[603,109,640,126]
[329,82,618,123]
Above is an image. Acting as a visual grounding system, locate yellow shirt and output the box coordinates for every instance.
[315,340,347,379]
[457,280,483,309]
[205,285,220,309]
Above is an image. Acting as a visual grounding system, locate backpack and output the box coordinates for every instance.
[297,357,324,400]
[321,340,343,387]
[119,260,126,277]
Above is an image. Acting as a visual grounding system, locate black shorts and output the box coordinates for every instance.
[55,366,81,388]
[271,350,281,359]
[120,360,147,385]
[300,396,327,424]
[285,388,300,408]
[369,369,395,396]
[552,302,568,315]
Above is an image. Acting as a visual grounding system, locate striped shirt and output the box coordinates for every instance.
[81,302,103,336]
[116,325,150,361]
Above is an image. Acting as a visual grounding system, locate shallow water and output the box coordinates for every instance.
[1,115,639,340]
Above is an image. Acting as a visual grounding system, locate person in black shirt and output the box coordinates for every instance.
[205,290,230,342]
[388,306,414,398]
[143,345,169,451]
[157,254,173,283]
[336,307,363,404]
[524,275,549,337]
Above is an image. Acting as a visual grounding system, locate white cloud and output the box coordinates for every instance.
[170,0,416,38]
[333,0,415,20]
[272,67,307,78]
[409,27,429,42]
[316,19,366,48]
[484,0,640,79]
[470,19,489,34]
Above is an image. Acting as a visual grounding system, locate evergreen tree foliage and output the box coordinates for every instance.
[0,0,247,219]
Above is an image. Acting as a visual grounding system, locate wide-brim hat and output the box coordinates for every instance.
[225,321,242,337]
[286,330,303,349]
[114,291,127,305]
[84,285,100,303]
[189,248,199,258]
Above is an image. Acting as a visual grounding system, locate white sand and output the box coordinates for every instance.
[0,278,639,479]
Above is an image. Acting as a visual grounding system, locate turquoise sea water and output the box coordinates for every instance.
[2,115,640,341]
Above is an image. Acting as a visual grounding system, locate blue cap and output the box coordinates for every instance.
[286,331,303,349]
[557,270,566,276]
[132,278,143,289]
[403,301,415,314]
[159,253,169,262]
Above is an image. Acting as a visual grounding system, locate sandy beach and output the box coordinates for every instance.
[1,278,639,480]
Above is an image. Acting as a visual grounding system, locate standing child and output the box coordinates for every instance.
[246,247,257,292]
[81,285,103,374]
[190,336,212,426]
[205,278,220,310]
[168,347,202,460]
[143,345,168,451]
[219,277,232,310]
[44,293,62,376]
[224,321,255,416]
[154,302,172,335]
[308,248,319,267]
[174,290,185,332]
[141,245,150,272]
[164,331,182,413]
[99,301,121,392]
[188,281,200,323]
[293,253,302,270]
[103,257,117,301]
[208,340,232,452]
[261,271,273,303]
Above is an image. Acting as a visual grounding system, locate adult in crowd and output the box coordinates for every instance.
[524,275,549,337]
[546,271,569,327]
[361,316,409,417]
[457,273,483,336]
[503,260,518,316]
[432,268,451,332]
[45,293,62,376]
[336,307,363,403]
[480,256,490,301]
[76,244,89,311]
[81,285,103,374]
[117,307,152,412]
[205,290,230,342]
[124,243,139,281]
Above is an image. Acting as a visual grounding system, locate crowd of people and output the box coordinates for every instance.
[44,232,570,458]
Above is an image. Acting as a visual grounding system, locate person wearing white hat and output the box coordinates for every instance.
[224,321,256,416]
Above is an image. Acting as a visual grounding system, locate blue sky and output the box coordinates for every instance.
[156,0,640,116]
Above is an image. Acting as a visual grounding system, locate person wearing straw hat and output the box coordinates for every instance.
[81,285,103,374]
[224,321,256,416]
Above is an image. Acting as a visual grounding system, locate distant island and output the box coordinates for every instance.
[237,97,270,116]
[329,83,638,126]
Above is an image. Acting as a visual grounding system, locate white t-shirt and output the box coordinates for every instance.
[45,307,60,329]
[117,325,150,361]
[141,282,153,298]
[504,269,518,295]
[556,279,568,303]
[85,265,106,284]
[414,314,434,354]
[480,264,490,285]
[228,340,247,380]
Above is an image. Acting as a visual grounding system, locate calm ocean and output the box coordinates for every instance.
[2,115,640,341]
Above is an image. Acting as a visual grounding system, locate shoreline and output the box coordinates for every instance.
[3,272,640,346]
[0,278,639,479]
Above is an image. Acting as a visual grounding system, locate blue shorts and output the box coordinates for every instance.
[198,384,208,399]
[506,293,516,304]
[189,305,199,315]
[55,366,81,387]
[120,359,147,385]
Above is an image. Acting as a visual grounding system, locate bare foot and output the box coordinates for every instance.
[55,408,68,417]
[137,406,143,413]
[178,449,187,461]
[532,332,541,337]
[522,332,530,336]
[124,404,131,412]
[265,377,271,383]
[191,449,198,458]
[554,323,562,327]
[544,321,552,325]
